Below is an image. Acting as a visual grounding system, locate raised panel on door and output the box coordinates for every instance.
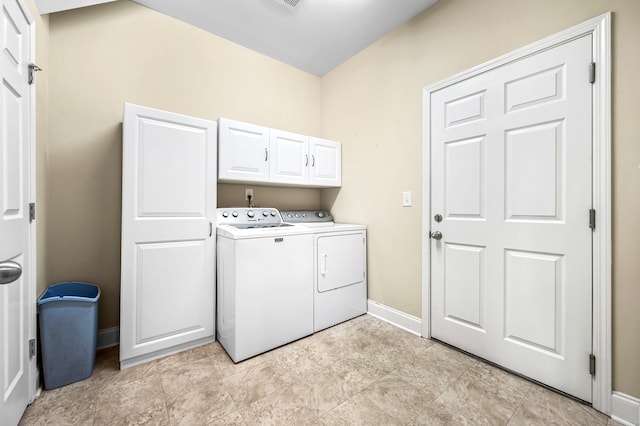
[0,0,32,423]
[316,233,365,292]
[269,129,309,185]
[218,118,269,183]
[121,104,217,367]
[309,137,341,187]
[430,35,593,401]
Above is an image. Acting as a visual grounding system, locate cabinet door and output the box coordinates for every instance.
[121,103,217,368]
[269,129,309,185]
[309,137,342,187]
[218,118,270,183]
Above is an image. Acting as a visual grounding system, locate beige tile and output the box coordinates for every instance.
[95,357,161,391]
[94,375,165,425]
[510,385,609,426]
[328,353,392,398]
[156,342,216,372]
[357,373,433,424]
[115,405,170,426]
[161,358,236,425]
[222,358,288,409]
[20,378,99,426]
[207,410,247,425]
[411,362,531,425]
[164,385,235,425]
[210,343,267,379]
[302,329,362,367]
[263,340,324,384]
[390,342,477,401]
[319,397,403,426]
[246,382,322,425]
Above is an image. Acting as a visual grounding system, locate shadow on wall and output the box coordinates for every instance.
[46,121,124,330]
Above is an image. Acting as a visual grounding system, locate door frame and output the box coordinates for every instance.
[25,0,37,404]
[421,13,611,413]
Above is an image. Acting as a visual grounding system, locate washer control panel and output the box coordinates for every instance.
[218,208,282,227]
[280,210,334,224]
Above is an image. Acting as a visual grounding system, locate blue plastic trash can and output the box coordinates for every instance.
[37,282,100,390]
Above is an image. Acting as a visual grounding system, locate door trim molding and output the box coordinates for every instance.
[21,0,38,404]
[421,13,611,413]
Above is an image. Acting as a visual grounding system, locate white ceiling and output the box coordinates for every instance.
[129,0,439,76]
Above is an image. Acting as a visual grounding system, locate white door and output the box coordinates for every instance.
[309,137,341,187]
[0,0,33,423]
[269,129,309,185]
[430,35,593,401]
[316,233,365,292]
[218,118,270,183]
[120,104,217,368]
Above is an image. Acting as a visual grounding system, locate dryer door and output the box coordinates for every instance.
[317,232,365,292]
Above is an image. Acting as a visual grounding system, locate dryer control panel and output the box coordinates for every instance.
[280,210,334,224]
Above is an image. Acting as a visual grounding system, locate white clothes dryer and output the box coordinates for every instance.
[281,211,367,332]
[216,208,314,362]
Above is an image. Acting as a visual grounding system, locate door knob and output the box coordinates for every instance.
[0,260,22,285]
[430,231,443,240]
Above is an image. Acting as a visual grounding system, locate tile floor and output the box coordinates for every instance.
[20,315,619,425]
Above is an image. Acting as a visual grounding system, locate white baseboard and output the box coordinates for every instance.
[97,326,120,350]
[367,299,422,336]
[612,392,640,426]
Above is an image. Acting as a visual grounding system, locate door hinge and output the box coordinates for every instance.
[589,62,596,84]
[589,353,596,376]
[29,203,35,223]
[29,339,36,359]
[589,208,596,231]
[28,63,42,85]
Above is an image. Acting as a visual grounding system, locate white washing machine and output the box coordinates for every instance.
[216,207,314,362]
[281,211,367,332]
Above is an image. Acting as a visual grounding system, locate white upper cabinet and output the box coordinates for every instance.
[269,129,310,185]
[218,118,342,188]
[218,118,270,183]
[309,137,341,187]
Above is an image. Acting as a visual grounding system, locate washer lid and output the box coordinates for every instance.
[216,223,313,239]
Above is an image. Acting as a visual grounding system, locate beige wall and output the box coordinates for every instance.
[321,0,640,399]
[46,0,322,331]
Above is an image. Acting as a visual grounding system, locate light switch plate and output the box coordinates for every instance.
[402,191,412,207]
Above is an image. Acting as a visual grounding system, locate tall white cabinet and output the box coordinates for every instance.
[120,103,217,369]
[218,118,342,188]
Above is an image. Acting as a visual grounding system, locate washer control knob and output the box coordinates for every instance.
[316,212,325,218]
[262,211,269,217]
[271,211,277,217]
[222,211,229,218]
[287,213,293,218]
[247,210,255,218]
[302,213,307,218]
[295,214,300,218]
[232,211,238,218]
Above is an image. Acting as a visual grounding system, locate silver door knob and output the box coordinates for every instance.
[430,231,443,240]
[0,260,22,285]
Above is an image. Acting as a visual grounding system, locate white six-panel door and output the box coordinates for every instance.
[120,104,217,368]
[430,35,593,401]
[0,0,33,423]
